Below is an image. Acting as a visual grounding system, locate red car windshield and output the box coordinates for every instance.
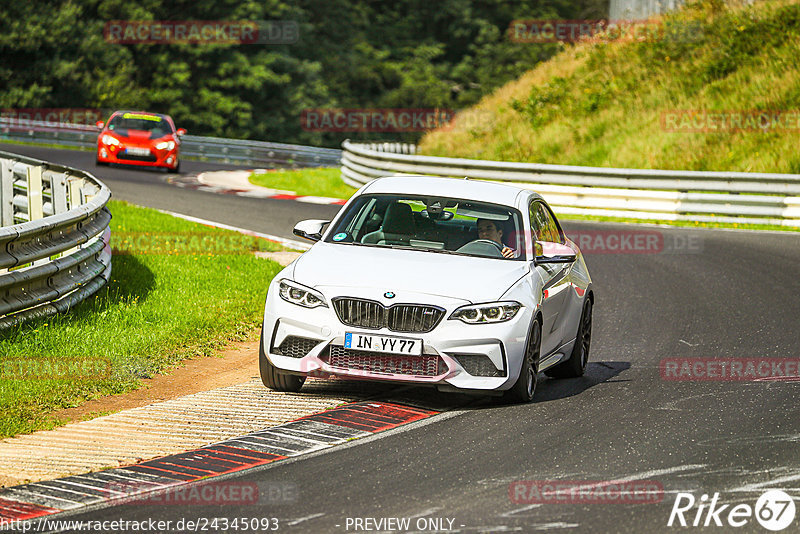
[107,113,172,137]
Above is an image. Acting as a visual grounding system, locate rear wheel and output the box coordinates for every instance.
[259,325,306,392]
[504,319,540,404]
[545,298,592,378]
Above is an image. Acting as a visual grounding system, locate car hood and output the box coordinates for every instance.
[291,242,529,303]
[111,129,163,143]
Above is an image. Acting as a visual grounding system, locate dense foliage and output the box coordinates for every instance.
[0,0,606,146]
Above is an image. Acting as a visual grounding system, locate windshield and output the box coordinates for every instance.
[325,194,525,260]
[107,113,172,136]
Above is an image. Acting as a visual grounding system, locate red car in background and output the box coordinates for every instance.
[96,111,186,172]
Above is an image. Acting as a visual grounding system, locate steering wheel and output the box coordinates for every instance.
[472,239,504,252]
[456,239,505,258]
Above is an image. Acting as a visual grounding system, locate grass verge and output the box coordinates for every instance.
[0,200,285,438]
[0,138,93,152]
[250,167,356,199]
[419,0,800,175]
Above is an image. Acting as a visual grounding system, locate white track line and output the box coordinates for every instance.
[154,208,311,250]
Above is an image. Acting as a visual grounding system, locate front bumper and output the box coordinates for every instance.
[262,282,534,392]
[97,143,179,169]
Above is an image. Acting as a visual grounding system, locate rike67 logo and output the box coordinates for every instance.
[668,490,796,531]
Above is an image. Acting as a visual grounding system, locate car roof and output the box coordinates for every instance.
[360,175,541,207]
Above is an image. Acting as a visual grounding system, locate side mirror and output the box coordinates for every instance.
[176,128,187,137]
[96,121,104,129]
[293,219,330,242]
[535,241,577,264]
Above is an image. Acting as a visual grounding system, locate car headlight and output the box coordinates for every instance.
[450,302,521,324]
[101,134,120,146]
[278,279,328,308]
[155,140,175,150]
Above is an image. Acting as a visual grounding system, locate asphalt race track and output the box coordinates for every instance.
[7,143,800,533]
[2,143,340,241]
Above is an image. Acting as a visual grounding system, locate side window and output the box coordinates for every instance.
[529,201,561,243]
[540,203,564,244]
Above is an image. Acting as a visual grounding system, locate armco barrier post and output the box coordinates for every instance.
[27,165,44,222]
[0,159,12,226]
[49,171,69,215]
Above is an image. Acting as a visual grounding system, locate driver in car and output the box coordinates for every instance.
[476,218,516,258]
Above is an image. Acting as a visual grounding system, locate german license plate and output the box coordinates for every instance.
[126,147,151,156]
[344,332,422,355]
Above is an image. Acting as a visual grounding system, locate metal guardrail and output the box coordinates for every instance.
[0,117,341,168]
[610,0,756,20]
[341,141,800,226]
[609,0,684,20]
[180,133,341,168]
[0,150,112,330]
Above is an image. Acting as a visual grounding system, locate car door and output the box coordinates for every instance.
[545,203,585,346]
[531,201,572,356]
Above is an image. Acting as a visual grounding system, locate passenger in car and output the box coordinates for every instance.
[476,218,516,258]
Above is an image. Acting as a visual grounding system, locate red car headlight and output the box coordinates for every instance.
[101,134,120,146]
[154,140,176,151]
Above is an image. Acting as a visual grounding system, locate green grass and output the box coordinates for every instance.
[249,167,357,199]
[0,200,285,438]
[419,0,800,174]
[0,137,93,152]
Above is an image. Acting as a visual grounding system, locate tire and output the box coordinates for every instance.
[259,325,306,392]
[167,161,180,174]
[96,159,108,166]
[504,319,540,404]
[545,298,592,378]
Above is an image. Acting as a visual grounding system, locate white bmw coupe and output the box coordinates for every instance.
[260,176,593,403]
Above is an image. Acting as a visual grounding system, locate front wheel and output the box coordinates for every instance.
[504,320,540,404]
[259,326,306,392]
[545,299,592,378]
